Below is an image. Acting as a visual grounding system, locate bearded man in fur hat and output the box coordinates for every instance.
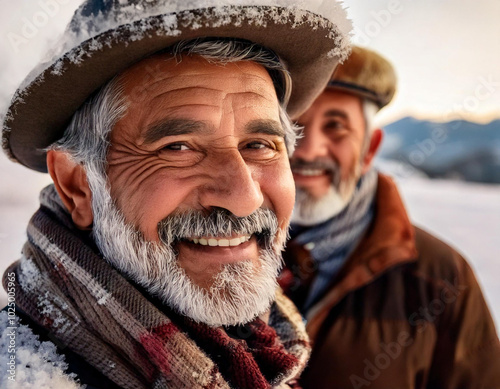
[280,46,500,388]
[0,1,352,388]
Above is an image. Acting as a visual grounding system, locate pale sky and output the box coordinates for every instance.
[0,0,499,126]
[342,0,500,125]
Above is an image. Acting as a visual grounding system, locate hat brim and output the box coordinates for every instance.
[3,6,344,172]
[326,81,386,109]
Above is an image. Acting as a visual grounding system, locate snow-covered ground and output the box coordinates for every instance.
[390,174,500,328]
[0,153,499,328]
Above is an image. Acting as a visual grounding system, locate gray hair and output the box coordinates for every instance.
[50,39,299,182]
[361,99,379,154]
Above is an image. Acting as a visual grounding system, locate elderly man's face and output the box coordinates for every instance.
[291,90,366,198]
[290,89,378,224]
[106,55,295,290]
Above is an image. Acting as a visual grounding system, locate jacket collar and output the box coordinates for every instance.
[290,173,418,340]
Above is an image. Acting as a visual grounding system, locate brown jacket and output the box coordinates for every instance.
[281,174,500,389]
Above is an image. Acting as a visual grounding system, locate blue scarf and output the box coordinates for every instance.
[291,169,378,312]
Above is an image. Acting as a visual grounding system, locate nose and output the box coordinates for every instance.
[293,122,329,161]
[198,150,264,217]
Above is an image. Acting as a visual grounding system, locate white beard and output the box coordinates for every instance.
[291,164,361,226]
[87,174,286,327]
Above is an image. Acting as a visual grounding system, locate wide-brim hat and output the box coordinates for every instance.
[1,0,351,172]
[327,46,396,109]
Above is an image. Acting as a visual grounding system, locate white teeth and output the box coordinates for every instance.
[229,238,241,246]
[189,235,251,247]
[294,168,324,176]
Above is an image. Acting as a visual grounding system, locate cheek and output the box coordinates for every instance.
[258,161,295,226]
[348,145,364,177]
[333,142,362,180]
[108,168,196,240]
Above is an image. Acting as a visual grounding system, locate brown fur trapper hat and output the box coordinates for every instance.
[327,46,396,109]
[1,0,352,172]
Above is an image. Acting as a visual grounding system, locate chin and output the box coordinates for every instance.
[169,254,280,327]
[291,178,358,226]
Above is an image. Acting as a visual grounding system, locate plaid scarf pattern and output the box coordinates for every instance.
[5,186,310,388]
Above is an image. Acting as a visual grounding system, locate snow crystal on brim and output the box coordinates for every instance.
[13,1,351,99]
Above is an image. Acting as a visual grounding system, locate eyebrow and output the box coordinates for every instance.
[143,119,207,144]
[246,119,286,138]
[143,118,286,144]
[324,109,349,120]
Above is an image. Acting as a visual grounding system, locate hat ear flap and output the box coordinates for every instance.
[47,150,94,229]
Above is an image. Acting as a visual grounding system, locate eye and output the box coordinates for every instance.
[240,138,283,163]
[161,142,191,151]
[156,141,203,167]
[245,141,273,150]
[324,120,345,130]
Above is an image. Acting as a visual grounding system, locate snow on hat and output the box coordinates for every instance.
[2,0,352,172]
[327,46,396,109]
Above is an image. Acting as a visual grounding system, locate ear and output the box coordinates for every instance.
[361,128,383,174]
[47,150,93,229]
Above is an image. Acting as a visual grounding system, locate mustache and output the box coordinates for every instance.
[290,158,339,173]
[157,208,279,249]
[290,158,341,187]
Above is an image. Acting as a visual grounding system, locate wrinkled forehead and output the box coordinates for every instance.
[118,53,279,105]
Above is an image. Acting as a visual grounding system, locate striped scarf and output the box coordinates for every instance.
[5,185,310,388]
[291,169,378,312]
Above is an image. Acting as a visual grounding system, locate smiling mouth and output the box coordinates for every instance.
[292,168,328,177]
[186,235,252,247]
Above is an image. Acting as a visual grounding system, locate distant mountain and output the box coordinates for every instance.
[377,117,500,184]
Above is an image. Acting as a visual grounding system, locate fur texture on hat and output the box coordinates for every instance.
[2,0,352,172]
[327,46,396,109]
